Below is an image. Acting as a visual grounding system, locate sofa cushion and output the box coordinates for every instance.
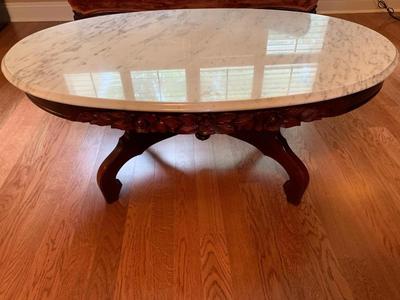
[69,0,318,17]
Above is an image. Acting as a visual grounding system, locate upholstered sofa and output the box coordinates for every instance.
[0,1,10,30]
[68,0,319,19]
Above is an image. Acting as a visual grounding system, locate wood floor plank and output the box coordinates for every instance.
[0,116,72,298]
[296,122,400,299]
[18,124,106,300]
[113,137,183,299]
[223,132,353,299]
[54,127,121,300]
[194,137,233,300]
[171,136,204,300]
[211,135,274,300]
[0,100,45,187]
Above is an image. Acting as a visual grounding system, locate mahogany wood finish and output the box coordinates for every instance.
[97,131,176,202]
[230,131,309,204]
[100,130,307,204]
[27,83,382,204]
[68,0,319,19]
[27,84,382,135]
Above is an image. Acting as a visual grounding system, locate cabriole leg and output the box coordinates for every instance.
[229,131,309,205]
[97,131,175,203]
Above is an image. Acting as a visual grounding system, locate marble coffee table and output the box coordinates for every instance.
[1,9,398,204]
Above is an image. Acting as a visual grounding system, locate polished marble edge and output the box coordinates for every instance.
[1,10,399,113]
[2,56,397,113]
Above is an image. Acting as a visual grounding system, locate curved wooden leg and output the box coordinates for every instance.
[97,131,175,203]
[229,131,309,205]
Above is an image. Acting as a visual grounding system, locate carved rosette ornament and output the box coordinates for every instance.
[27,82,381,137]
[75,108,323,135]
[76,110,289,134]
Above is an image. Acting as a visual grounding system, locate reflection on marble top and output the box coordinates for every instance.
[1,9,398,112]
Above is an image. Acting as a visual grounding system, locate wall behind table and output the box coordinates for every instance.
[4,0,73,21]
[3,0,400,21]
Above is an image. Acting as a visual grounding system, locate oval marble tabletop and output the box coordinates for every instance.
[1,9,398,112]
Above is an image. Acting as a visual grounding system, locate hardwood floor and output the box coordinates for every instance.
[0,14,400,299]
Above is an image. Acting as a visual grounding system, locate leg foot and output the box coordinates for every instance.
[100,178,122,204]
[97,131,175,203]
[229,131,309,205]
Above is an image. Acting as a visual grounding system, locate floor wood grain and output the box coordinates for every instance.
[0,14,400,299]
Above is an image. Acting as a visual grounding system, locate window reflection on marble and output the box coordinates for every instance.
[200,66,254,100]
[131,69,186,101]
[262,63,317,97]
[266,18,328,54]
[64,72,124,99]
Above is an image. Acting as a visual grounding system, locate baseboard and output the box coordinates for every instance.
[319,9,384,14]
[4,0,400,21]
[5,1,73,22]
[318,0,400,14]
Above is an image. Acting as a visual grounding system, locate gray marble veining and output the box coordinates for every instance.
[1,9,398,112]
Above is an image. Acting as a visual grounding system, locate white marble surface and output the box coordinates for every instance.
[1,9,398,112]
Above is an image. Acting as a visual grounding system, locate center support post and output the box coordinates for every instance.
[97,130,309,205]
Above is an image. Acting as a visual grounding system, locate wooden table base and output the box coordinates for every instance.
[26,82,383,205]
[97,131,176,203]
[229,131,309,204]
[97,130,309,205]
